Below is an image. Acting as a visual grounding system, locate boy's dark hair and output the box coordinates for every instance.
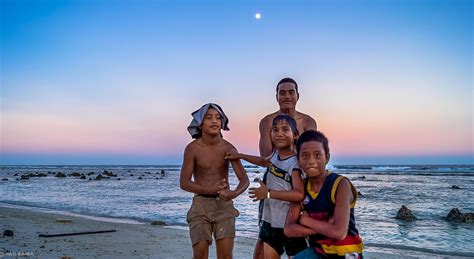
[276,77,299,93]
[296,130,330,159]
[272,114,298,137]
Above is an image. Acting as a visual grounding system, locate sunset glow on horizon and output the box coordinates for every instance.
[1,0,472,165]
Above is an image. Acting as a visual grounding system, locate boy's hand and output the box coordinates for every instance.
[248,180,268,202]
[211,179,228,193]
[224,150,240,160]
[299,211,311,226]
[217,189,235,201]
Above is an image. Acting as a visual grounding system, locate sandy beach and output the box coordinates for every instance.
[0,206,468,258]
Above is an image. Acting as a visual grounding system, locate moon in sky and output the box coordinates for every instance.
[255,13,261,20]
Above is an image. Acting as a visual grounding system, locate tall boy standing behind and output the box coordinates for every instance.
[180,103,250,259]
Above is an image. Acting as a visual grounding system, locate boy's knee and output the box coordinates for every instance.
[193,241,211,259]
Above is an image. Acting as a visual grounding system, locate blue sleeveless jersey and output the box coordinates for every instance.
[302,172,363,257]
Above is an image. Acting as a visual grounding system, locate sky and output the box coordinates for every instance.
[0,0,472,165]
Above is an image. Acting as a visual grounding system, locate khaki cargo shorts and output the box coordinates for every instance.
[186,195,240,245]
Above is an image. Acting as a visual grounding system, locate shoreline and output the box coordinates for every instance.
[1,206,471,258]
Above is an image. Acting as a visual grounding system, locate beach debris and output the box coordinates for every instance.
[2,178,8,181]
[39,229,116,238]
[446,208,474,223]
[3,230,14,237]
[253,177,260,182]
[395,205,417,221]
[138,177,143,180]
[56,219,72,223]
[151,220,167,226]
[357,176,366,179]
[255,171,261,174]
[55,172,66,178]
[61,256,72,259]
[357,191,363,197]
[451,185,461,189]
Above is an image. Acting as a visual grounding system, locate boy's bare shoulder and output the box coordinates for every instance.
[261,112,278,122]
[184,140,200,153]
[221,139,237,150]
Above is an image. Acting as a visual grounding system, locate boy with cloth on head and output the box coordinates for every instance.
[180,103,250,259]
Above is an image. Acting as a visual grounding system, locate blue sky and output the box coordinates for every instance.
[1,0,472,165]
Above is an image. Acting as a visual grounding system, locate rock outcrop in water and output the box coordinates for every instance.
[55,172,66,178]
[395,205,417,221]
[446,208,474,223]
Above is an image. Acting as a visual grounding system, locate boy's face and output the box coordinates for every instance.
[276,82,299,110]
[200,108,222,136]
[270,120,295,149]
[298,140,328,178]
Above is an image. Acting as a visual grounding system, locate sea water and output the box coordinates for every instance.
[0,165,473,256]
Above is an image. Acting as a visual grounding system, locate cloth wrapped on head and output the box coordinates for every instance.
[187,103,230,139]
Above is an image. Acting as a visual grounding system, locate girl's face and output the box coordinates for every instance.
[298,140,328,177]
[270,120,296,150]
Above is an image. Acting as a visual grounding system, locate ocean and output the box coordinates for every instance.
[0,164,473,257]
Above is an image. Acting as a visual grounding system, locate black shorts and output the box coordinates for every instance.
[258,221,308,256]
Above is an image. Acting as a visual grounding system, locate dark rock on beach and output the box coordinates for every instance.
[451,185,461,189]
[446,208,474,223]
[80,175,87,180]
[395,205,417,221]
[253,177,260,182]
[20,175,29,180]
[69,172,81,177]
[151,220,166,226]
[3,230,14,237]
[2,178,8,181]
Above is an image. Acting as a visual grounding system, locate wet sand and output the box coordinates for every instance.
[0,206,466,258]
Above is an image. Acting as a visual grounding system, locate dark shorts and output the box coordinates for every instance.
[258,221,308,256]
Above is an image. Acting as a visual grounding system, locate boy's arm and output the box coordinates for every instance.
[218,153,250,201]
[284,201,317,238]
[180,144,227,195]
[259,117,273,157]
[304,115,317,131]
[267,169,305,202]
[298,178,353,240]
[225,151,271,167]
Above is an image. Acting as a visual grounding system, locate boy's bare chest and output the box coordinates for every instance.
[195,146,227,169]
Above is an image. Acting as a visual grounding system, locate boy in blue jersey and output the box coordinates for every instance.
[284,130,363,258]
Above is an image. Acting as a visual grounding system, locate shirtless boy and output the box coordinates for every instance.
[259,77,317,157]
[180,103,250,259]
